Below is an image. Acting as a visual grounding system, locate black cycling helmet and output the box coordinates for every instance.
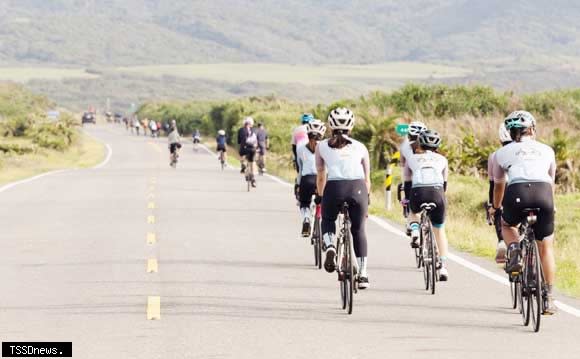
[419,130,442,149]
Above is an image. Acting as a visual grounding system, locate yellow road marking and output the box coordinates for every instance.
[147,232,156,244]
[147,215,155,224]
[147,296,161,320]
[148,202,156,209]
[147,258,159,273]
[147,193,155,200]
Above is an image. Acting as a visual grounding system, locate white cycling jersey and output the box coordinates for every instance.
[167,130,180,144]
[296,144,317,182]
[493,137,556,185]
[407,150,448,188]
[315,138,370,181]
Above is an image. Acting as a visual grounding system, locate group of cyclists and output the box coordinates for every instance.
[289,108,558,314]
[158,106,559,314]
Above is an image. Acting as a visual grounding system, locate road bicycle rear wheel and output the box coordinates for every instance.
[510,278,519,310]
[314,217,322,269]
[337,239,347,310]
[345,228,354,315]
[521,247,531,326]
[312,217,319,267]
[421,228,430,291]
[530,241,542,332]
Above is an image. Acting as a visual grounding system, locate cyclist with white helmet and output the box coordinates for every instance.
[296,119,327,237]
[407,129,450,281]
[401,121,428,235]
[487,123,513,263]
[237,116,255,171]
[216,129,228,161]
[167,120,182,164]
[491,110,557,314]
[237,116,258,187]
[316,108,371,289]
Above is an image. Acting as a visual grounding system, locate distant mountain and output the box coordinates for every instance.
[2,0,580,66]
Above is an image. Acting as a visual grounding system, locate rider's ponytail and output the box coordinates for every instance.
[328,129,352,149]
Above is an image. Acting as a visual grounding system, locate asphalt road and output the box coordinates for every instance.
[1,124,579,359]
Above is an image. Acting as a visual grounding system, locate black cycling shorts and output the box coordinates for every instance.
[169,143,182,154]
[193,138,200,144]
[298,175,317,208]
[216,145,226,152]
[502,182,554,240]
[410,186,446,227]
[244,146,256,162]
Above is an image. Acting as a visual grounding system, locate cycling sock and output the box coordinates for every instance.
[323,233,334,248]
[300,207,311,222]
[357,257,368,277]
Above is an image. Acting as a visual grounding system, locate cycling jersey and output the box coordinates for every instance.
[315,139,370,181]
[216,134,227,146]
[400,138,415,181]
[407,150,448,188]
[291,125,309,147]
[493,137,556,185]
[296,144,317,182]
[168,130,180,144]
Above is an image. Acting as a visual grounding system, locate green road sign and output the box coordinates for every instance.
[395,123,409,136]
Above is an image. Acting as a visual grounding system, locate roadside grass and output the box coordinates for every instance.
[116,62,471,86]
[0,131,105,185]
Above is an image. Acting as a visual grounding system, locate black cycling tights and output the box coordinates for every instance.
[321,179,368,257]
[298,175,317,208]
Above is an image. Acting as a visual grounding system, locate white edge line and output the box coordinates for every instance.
[264,171,580,318]
[0,170,68,194]
[199,144,234,169]
[93,143,112,169]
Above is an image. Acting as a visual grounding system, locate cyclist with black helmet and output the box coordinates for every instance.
[316,108,371,289]
[400,121,428,234]
[296,119,327,237]
[491,110,557,314]
[407,129,450,281]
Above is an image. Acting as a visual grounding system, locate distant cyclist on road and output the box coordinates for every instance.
[491,110,558,314]
[238,117,258,187]
[168,120,182,165]
[293,114,313,198]
[487,123,512,263]
[237,117,255,173]
[316,108,371,290]
[296,119,326,237]
[193,129,201,144]
[216,129,228,162]
[256,123,269,173]
[400,121,427,235]
[407,130,450,281]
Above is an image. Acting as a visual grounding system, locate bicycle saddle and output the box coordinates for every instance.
[522,207,540,225]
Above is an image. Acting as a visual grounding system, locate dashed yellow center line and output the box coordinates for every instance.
[147,215,155,224]
[147,193,155,200]
[148,201,156,209]
[147,296,161,320]
[147,232,156,244]
[147,258,159,273]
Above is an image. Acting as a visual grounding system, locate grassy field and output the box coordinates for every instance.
[115,62,472,85]
[0,131,105,185]
[0,67,98,82]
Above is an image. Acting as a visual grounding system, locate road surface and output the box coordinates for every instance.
[1,125,579,359]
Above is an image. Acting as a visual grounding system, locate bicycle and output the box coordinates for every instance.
[398,183,418,267]
[244,151,256,192]
[170,150,179,168]
[335,202,358,314]
[310,200,322,270]
[508,208,547,332]
[418,203,440,295]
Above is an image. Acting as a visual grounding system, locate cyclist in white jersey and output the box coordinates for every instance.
[316,108,371,289]
[296,120,327,237]
[491,111,557,314]
[407,130,450,281]
[400,121,427,234]
[487,123,512,263]
[293,114,313,199]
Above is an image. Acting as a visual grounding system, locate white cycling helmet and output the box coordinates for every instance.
[408,121,427,137]
[328,107,355,131]
[218,129,226,136]
[306,119,326,137]
[498,122,511,143]
[504,111,536,130]
[243,116,254,126]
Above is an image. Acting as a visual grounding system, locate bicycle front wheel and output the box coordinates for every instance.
[315,217,322,269]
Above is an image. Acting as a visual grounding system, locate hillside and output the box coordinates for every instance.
[2,0,580,66]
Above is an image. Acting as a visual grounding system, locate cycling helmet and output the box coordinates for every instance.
[306,119,326,137]
[243,116,254,126]
[301,113,314,124]
[498,122,511,143]
[408,121,427,137]
[171,120,176,126]
[504,111,536,129]
[327,107,355,131]
[218,129,226,136]
[419,129,442,149]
